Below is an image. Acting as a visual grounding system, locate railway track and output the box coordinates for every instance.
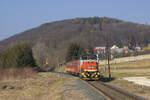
[87,81,147,100]
[52,72,147,100]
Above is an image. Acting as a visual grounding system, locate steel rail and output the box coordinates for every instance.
[87,81,147,100]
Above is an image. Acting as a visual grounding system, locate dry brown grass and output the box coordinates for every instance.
[0,72,67,100]
[108,79,150,100]
[100,59,150,100]
[110,59,150,69]
[0,67,37,81]
[99,59,150,78]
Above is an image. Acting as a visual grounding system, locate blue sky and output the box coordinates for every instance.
[0,0,150,41]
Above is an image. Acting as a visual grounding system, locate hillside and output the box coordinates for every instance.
[0,17,150,68]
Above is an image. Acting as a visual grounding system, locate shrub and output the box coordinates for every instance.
[0,43,36,68]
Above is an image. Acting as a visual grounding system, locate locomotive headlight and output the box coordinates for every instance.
[96,72,100,75]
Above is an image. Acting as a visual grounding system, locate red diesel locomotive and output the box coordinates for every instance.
[66,59,100,80]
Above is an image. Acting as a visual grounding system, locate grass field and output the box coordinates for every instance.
[0,69,67,100]
[108,79,150,99]
[110,59,150,69]
[99,59,150,100]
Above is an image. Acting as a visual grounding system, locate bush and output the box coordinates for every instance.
[0,43,36,68]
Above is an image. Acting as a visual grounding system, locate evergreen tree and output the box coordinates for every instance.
[0,43,35,68]
[65,42,82,62]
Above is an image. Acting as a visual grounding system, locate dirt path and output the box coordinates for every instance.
[123,77,150,87]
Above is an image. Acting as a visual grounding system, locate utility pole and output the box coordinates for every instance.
[101,18,111,80]
[107,44,111,80]
[106,32,111,80]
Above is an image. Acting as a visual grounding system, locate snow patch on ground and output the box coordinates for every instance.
[123,77,150,87]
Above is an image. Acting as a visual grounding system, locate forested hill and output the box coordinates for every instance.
[0,17,150,68]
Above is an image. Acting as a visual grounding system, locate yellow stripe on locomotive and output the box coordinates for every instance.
[80,71,100,80]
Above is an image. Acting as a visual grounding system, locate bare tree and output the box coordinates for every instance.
[32,41,49,67]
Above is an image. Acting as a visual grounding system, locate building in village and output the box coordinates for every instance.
[94,45,142,59]
[94,47,106,54]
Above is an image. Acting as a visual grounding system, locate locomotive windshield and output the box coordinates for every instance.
[81,54,97,60]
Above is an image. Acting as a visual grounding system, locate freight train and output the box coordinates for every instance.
[66,59,100,80]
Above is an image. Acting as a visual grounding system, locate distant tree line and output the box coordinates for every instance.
[0,43,35,68]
